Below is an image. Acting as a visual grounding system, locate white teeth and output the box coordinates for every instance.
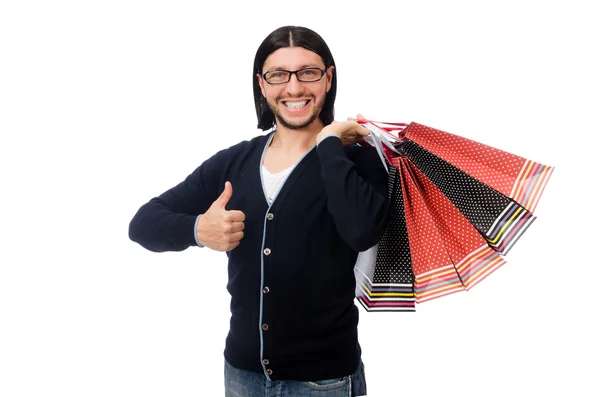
[284,101,308,109]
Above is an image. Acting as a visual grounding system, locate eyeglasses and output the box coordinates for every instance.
[262,68,327,85]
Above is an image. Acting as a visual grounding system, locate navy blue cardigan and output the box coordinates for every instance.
[129,133,389,381]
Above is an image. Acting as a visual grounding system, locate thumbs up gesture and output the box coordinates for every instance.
[196,182,246,252]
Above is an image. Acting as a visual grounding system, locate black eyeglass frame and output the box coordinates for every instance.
[261,67,328,85]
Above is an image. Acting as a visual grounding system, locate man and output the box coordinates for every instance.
[129,25,389,396]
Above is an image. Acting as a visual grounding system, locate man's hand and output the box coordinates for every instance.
[316,114,370,146]
[196,182,245,252]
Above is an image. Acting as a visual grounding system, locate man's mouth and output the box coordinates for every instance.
[282,100,309,109]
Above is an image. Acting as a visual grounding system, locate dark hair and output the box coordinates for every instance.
[253,26,337,130]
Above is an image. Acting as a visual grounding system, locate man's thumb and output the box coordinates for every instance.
[217,181,233,207]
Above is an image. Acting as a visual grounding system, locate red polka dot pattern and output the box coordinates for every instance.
[405,123,524,197]
[354,120,554,311]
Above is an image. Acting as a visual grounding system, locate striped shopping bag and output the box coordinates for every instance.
[354,120,554,312]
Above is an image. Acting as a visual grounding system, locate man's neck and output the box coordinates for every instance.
[270,120,324,152]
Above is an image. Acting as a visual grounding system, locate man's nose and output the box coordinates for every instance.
[285,73,304,95]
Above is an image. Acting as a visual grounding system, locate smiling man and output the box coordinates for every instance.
[129,26,389,396]
[259,47,328,131]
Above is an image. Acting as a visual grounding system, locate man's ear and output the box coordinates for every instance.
[257,73,266,97]
[326,66,334,93]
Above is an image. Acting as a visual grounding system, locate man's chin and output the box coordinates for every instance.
[275,114,318,130]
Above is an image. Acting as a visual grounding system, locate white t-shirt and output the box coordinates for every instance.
[262,164,294,204]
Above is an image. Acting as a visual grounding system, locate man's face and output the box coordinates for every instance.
[258,47,333,130]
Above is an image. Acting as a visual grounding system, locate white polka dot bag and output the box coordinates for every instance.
[354,120,554,312]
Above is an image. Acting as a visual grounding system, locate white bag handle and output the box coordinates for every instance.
[359,120,408,171]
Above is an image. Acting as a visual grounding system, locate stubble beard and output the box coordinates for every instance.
[270,94,326,130]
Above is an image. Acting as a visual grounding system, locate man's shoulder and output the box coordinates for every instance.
[344,142,389,174]
[344,142,377,161]
[208,131,272,163]
[227,132,271,152]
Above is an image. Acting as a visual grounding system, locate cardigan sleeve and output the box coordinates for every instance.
[128,150,226,252]
[317,137,390,252]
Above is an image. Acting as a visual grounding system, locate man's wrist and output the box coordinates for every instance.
[317,133,341,145]
[194,214,204,248]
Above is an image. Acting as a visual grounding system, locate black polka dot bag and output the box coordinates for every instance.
[354,120,554,312]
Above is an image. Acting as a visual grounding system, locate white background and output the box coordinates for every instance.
[1,1,598,396]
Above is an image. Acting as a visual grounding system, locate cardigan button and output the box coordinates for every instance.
[264,248,271,256]
[266,369,273,376]
[267,213,274,220]
[262,359,270,365]
[262,323,269,331]
[263,286,270,294]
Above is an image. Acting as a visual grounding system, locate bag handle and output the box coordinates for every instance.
[357,119,409,171]
[357,119,408,141]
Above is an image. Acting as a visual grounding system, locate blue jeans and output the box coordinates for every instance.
[224,359,367,397]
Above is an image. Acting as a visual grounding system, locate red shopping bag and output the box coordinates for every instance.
[354,120,554,312]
